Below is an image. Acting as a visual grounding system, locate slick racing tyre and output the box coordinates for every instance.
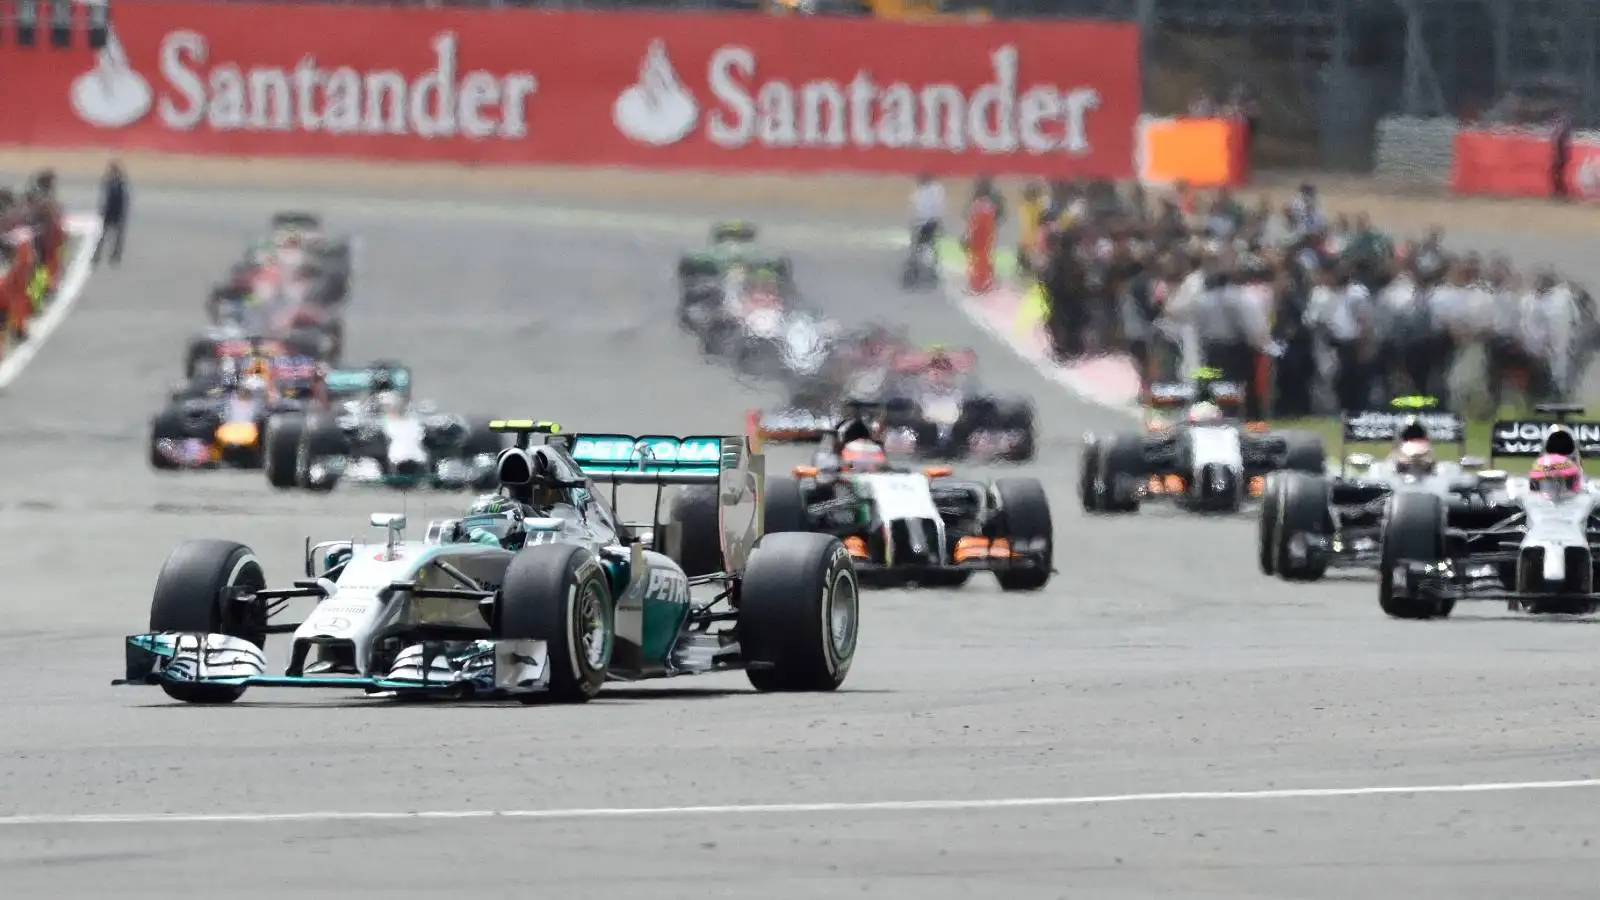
[149,409,187,471]
[1078,438,1102,512]
[990,477,1053,591]
[1280,431,1328,474]
[1258,474,1281,575]
[669,485,724,578]
[1096,434,1145,514]
[1274,473,1332,581]
[297,415,350,493]
[762,477,810,534]
[1379,492,1452,619]
[497,543,615,704]
[740,533,858,692]
[148,540,269,705]
[264,414,305,489]
[185,337,216,379]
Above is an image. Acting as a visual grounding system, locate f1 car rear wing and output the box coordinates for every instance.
[1489,405,1600,461]
[1144,379,1244,408]
[271,211,322,233]
[751,409,837,443]
[488,420,765,575]
[324,364,412,399]
[1341,410,1465,443]
[1337,396,1464,475]
[893,347,976,373]
[711,220,758,245]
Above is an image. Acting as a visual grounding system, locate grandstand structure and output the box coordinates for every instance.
[978,0,1597,162]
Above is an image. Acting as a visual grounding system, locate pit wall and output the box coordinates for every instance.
[4,0,1250,187]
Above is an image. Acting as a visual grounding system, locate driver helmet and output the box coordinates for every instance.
[374,389,406,417]
[1393,438,1435,476]
[462,494,525,545]
[241,354,271,378]
[748,269,781,305]
[1186,400,1223,424]
[1530,454,1582,496]
[839,438,887,472]
[237,374,268,399]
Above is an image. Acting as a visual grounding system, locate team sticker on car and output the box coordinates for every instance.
[644,569,689,606]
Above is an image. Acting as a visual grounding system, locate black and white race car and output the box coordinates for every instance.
[1081,374,1325,514]
[761,414,1052,590]
[1260,405,1480,581]
[1379,407,1600,618]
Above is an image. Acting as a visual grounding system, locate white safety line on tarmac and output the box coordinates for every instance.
[0,215,104,391]
[5,777,1599,827]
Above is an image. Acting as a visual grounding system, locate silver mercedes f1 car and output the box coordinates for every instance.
[116,420,860,704]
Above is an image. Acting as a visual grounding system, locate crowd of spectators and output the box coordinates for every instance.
[1001,177,1595,419]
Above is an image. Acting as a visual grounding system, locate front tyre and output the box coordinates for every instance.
[148,540,268,704]
[498,544,615,704]
[740,533,858,692]
[1258,474,1281,575]
[991,476,1053,591]
[1379,492,1452,620]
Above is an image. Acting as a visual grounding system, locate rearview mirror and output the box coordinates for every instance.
[1346,453,1374,469]
[1477,469,1508,483]
[370,513,407,531]
[1459,456,1487,471]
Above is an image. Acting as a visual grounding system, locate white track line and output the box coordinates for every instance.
[0,215,104,390]
[4,777,1598,827]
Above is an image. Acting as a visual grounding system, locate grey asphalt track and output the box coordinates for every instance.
[4,180,1600,898]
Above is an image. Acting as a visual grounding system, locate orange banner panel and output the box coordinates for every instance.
[1449,129,1555,198]
[1139,117,1246,188]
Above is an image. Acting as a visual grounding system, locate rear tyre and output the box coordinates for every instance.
[763,476,810,534]
[668,485,724,578]
[297,416,349,493]
[148,540,268,704]
[1078,438,1102,512]
[740,533,858,692]
[1097,433,1145,513]
[184,338,214,379]
[1379,492,1453,619]
[149,410,186,471]
[498,543,614,704]
[264,414,304,489]
[1275,473,1331,581]
[1281,431,1328,473]
[990,477,1053,591]
[1258,474,1281,575]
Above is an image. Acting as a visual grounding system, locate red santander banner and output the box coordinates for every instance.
[0,3,1141,179]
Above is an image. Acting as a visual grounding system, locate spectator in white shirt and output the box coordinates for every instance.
[1304,263,1371,411]
[907,174,945,270]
